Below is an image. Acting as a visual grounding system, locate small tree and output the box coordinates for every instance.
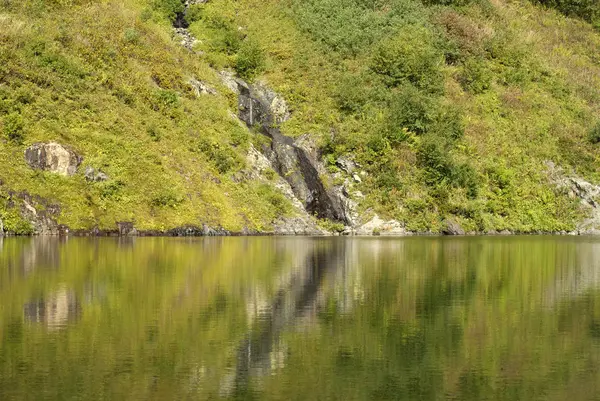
[235,39,265,81]
[588,121,600,144]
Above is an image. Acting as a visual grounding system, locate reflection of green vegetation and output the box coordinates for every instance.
[1,237,600,399]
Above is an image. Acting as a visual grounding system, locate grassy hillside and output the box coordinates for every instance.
[187,0,600,232]
[1,0,600,233]
[0,0,292,233]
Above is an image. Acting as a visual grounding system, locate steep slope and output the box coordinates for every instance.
[186,0,600,233]
[1,0,600,234]
[0,0,304,234]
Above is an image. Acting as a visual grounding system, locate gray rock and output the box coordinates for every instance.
[272,217,327,235]
[25,142,82,176]
[546,161,600,234]
[117,221,137,236]
[219,70,240,94]
[174,27,200,52]
[237,79,352,225]
[442,219,465,235]
[84,166,108,182]
[189,78,217,97]
[354,215,406,236]
[352,173,362,183]
[336,156,358,174]
[20,196,63,235]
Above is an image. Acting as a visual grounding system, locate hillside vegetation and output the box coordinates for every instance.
[1,0,600,233]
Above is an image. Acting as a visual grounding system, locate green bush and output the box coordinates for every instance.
[386,84,435,138]
[334,74,372,114]
[197,137,241,174]
[452,163,479,198]
[417,137,479,196]
[460,58,492,94]
[588,122,600,144]
[151,0,184,22]
[3,112,24,143]
[430,104,465,142]
[235,39,265,81]
[531,0,600,24]
[256,184,291,215]
[423,0,473,5]
[370,25,444,92]
[151,191,183,208]
[186,4,204,23]
[290,0,400,57]
[417,140,454,185]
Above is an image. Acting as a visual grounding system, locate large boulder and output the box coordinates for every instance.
[442,218,465,235]
[25,142,82,176]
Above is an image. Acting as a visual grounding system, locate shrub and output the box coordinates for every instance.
[290,0,400,57]
[430,104,465,142]
[386,84,435,138]
[531,0,600,24]
[197,137,241,174]
[151,89,179,111]
[370,25,444,92]
[208,23,242,55]
[459,58,492,94]
[186,4,204,23]
[452,163,479,198]
[151,191,183,208]
[256,184,291,215]
[123,28,140,44]
[334,74,371,114]
[588,122,600,144]
[3,112,24,143]
[417,140,454,185]
[417,137,480,196]
[235,39,265,81]
[151,0,184,22]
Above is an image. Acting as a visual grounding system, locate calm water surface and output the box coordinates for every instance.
[1,236,600,400]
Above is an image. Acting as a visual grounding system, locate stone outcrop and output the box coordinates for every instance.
[19,194,66,235]
[547,161,600,234]
[167,225,230,236]
[442,218,465,235]
[236,78,354,225]
[25,142,82,176]
[352,215,408,236]
[242,145,326,235]
[116,221,137,236]
[84,166,108,182]
[188,78,217,96]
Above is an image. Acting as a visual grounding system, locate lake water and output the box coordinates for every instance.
[1,236,600,400]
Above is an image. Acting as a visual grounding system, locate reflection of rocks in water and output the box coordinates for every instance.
[225,240,346,397]
[545,241,600,307]
[19,237,62,277]
[23,286,80,330]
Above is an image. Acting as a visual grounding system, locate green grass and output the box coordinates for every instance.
[191,0,599,232]
[1,0,599,233]
[0,0,293,233]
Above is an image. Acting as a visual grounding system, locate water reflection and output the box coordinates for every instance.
[0,237,600,400]
[23,285,80,330]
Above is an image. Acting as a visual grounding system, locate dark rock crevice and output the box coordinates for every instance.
[236,80,352,224]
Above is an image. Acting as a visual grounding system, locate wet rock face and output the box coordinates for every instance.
[236,80,352,224]
[25,142,82,176]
